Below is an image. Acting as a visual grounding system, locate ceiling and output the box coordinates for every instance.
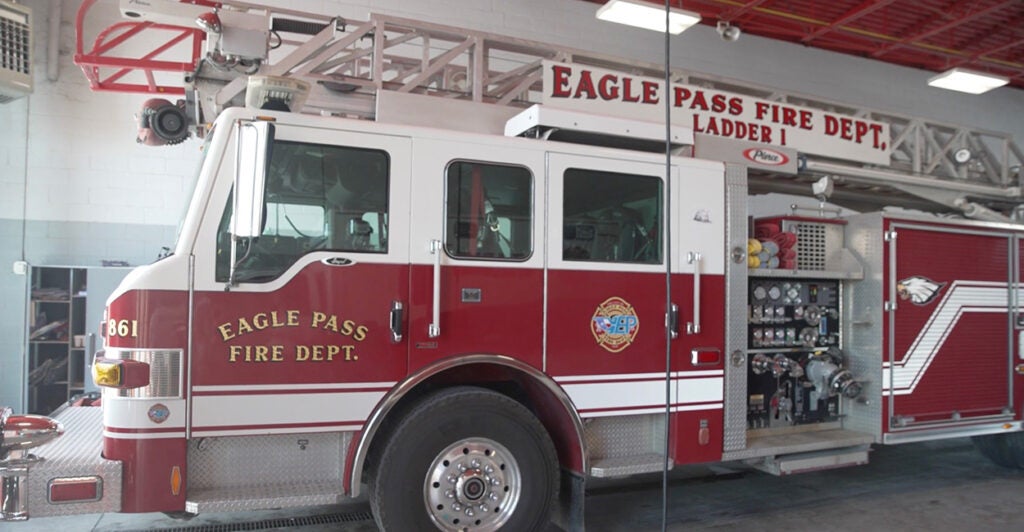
[581,0,1024,90]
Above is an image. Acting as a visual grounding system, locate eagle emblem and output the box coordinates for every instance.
[896,276,946,305]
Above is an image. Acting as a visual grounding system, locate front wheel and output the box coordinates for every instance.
[370,386,558,531]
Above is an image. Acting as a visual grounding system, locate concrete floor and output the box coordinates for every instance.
[7,436,1023,531]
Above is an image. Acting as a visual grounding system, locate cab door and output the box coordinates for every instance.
[406,139,546,371]
[189,123,411,437]
[545,152,673,417]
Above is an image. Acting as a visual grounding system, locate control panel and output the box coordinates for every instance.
[746,278,859,429]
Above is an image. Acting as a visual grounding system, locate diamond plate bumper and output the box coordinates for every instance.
[1,406,121,520]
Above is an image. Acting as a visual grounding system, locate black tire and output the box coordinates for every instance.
[971,432,1024,469]
[370,386,558,531]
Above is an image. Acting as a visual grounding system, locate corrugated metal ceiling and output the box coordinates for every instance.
[581,0,1024,90]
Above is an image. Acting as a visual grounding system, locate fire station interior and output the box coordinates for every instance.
[2,1,1024,531]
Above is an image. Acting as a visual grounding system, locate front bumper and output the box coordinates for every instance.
[1,406,122,520]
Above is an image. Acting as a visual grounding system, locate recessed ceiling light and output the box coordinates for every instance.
[596,0,701,35]
[927,68,1009,95]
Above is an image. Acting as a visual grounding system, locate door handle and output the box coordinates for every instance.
[687,251,702,335]
[390,301,403,343]
[429,240,441,338]
[667,303,679,340]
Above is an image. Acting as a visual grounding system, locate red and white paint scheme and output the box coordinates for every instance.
[4,87,1024,532]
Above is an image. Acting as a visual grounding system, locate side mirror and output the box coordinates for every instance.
[231,120,274,239]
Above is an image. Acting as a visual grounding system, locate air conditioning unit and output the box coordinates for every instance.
[0,0,32,103]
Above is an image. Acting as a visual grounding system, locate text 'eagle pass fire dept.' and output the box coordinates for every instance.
[216,310,368,363]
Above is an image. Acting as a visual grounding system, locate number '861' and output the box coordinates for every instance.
[108,319,138,338]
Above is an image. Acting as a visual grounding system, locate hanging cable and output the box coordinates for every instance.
[19,95,32,412]
[661,1,673,531]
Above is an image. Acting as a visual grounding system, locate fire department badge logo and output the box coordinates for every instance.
[148,403,170,424]
[591,297,639,353]
[897,275,946,305]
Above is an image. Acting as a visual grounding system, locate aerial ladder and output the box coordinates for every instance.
[74,0,1024,219]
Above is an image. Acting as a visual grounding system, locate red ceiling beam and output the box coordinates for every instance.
[718,0,770,22]
[946,36,1024,70]
[801,0,898,44]
[870,0,1018,58]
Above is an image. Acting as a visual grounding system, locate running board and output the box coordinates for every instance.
[185,482,345,514]
[749,445,871,476]
[589,453,671,478]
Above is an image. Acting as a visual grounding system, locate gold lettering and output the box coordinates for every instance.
[254,345,269,362]
[354,326,368,342]
[252,313,269,330]
[341,319,355,336]
[218,323,235,341]
[229,345,242,362]
[237,317,254,336]
[311,312,327,328]
[296,345,310,361]
[326,345,339,361]
[342,345,356,360]
[271,345,284,361]
[270,311,285,327]
[324,315,339,333]
[311,345,324,361]
[287,310,300,326]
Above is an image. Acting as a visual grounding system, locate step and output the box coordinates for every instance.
[722,428,876,461]
[185,481,345,514]
[751,445,870,476]
[589,453,671,478]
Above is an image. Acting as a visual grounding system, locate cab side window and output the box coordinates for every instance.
[445,161,532,260]
[216,141,390,282]
[562,168,662,264]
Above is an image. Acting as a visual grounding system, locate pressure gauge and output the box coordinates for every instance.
[753,285,767,301]
[954,148,972,164]
[768,285,782,301]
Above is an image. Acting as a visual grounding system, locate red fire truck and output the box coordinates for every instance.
[3,2,1024,531]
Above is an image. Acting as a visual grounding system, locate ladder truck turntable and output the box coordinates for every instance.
[3,1,1024,530]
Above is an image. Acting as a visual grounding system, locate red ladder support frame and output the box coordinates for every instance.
[74,0,213,95]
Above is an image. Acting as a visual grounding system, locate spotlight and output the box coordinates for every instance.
[717,21,741,42]
[195,10,222,34]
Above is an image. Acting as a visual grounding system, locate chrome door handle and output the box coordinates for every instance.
[687,251,702,335]
[390,301,404,343]
[429,240,441,338]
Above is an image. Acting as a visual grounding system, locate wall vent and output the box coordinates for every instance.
[0,0,32,103]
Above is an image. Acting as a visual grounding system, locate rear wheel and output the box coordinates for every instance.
[971,432,1024,469]
[370,386,558,531]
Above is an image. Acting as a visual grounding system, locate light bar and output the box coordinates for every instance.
[927,68,1009,95]
[596,0,701,35]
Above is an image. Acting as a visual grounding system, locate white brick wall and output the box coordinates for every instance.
[2,0,1021,231]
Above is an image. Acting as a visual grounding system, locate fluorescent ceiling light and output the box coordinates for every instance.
[927,68,1009,95]
[596,0,701,35]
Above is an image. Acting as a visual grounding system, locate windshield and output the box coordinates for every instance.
[167,133,214,257]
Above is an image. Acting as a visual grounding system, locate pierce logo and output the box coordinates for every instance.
[743,148,789,166]
[591,297,640,353]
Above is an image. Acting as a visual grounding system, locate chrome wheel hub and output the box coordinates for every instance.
[424,438,521,531]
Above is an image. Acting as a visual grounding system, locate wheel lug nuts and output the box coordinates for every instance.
[478,504,489,513]
[484,466,494,474]
[489,493,499,501]
[452,503,462,512]
[469,459,480,468]
[490,478,500,486]
[448,475,458,484]
[465,508,475,517]
[445,490,455,499]
[458,464,467,472]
